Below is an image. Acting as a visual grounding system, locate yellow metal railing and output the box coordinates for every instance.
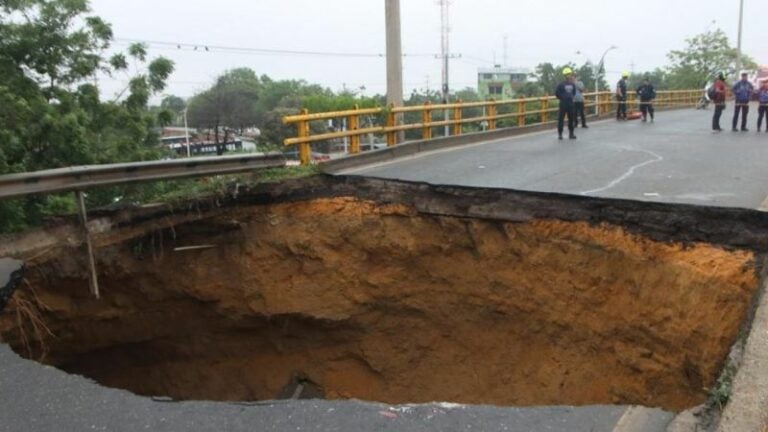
[283,89,703,165]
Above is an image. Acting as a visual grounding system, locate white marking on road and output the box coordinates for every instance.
[612,406,668,432]
[580,148,664,196]
[758,195,768,212]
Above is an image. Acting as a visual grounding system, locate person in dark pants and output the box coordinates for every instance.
[732,72,754,132]
[574,76,588,128]
[636,78,657,122]
[616,72,629,120]
[555,67,577,140]
[712,73,727,132]
[757,81,768,132]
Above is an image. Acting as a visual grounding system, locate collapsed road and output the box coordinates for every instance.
[1,174,767,431]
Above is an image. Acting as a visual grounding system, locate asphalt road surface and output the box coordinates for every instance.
[0,344,674,432]
[341,107,768,210]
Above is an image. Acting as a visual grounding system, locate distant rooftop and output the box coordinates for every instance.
[478,66,531,75]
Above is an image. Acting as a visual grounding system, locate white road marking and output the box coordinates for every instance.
[758,195,768,212]
[580,148,664,196]
[612,406,667,432]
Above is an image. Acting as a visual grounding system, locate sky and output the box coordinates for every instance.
[88,0,768,101]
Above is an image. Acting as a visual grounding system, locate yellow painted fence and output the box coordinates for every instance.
[283,90,702,165]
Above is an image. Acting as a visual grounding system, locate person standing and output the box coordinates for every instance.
[712,73,727,132]
[757,80,768,132]
[555,67,577,140]
[636,78,657,122]
[616,72,629,120]
[732,71,754,132]
[574,75,588,128]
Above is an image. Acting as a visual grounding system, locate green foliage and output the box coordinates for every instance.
[187,69,388,150]
[667,29,757,88]
[627,69,670,91]
[0,0,175,231]
[527,62,609,97]
[708,363,736,410]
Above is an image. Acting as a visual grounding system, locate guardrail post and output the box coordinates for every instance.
[488,99,497,130]
[349,104,360,154]
[517,100,525,127]
[598,93,604,115]
[386,104,396,147]
[452,100,462,136]
[298,108,311,166]
[422,101,433,140]
[75,191,100,299]
[540,97,549,123]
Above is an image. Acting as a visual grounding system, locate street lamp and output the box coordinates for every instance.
[736,0,744,76]
[594,46,618,115]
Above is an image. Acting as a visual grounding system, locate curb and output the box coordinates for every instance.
[718,265,768,431]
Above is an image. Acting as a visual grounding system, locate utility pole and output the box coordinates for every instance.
[439,0,451,137]
[385,0,404,143]
[736,0,745,76]
[503,34,509,67]
[183,108,191,158]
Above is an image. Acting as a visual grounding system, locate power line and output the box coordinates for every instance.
[114,37,436,59]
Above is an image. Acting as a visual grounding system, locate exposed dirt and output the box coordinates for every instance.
[0,194,759,412]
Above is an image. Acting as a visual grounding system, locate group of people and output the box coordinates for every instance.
[710,72,768,132]
[555,67,768,139]
[555,68,657,140]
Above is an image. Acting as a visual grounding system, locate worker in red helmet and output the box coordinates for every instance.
[712,73,727,132]
[757,80,768,132]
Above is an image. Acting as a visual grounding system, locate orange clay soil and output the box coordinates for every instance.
[0,197,759,411]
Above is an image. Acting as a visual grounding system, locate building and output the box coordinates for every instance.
[477,67,530,99]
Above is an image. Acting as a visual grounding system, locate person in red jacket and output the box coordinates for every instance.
[712,73,727,132]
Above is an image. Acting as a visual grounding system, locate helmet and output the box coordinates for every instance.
[622,71,630,78]
[562,67,573,76]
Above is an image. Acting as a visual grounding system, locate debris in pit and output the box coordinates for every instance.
[0,258,24,312]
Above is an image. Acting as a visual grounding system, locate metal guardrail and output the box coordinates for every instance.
[0,153,287,200]
[282,89,703,165]
[0,152,287,299]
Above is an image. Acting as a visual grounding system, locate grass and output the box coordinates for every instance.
[707,360,737,410]
[145,165,319,205]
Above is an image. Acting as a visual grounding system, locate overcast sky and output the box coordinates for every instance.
[89,0,768,101]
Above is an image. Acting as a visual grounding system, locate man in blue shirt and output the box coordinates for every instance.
[636,78,657,122]
[732,72,754,132]
[555,67,578,140]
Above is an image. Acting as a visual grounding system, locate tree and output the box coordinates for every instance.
[666,29,757,89]
[187,68,262,154]
[627,69,670,91]
[160,95,186,124]
[0,0,174,231]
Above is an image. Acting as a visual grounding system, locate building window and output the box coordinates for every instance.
[488,85,503,95]
[483,74,493,80]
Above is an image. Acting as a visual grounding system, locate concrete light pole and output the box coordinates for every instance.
[735,0,745,76]
[183,108,191,158]
[385,0,404,143]
[595,46,618,116]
